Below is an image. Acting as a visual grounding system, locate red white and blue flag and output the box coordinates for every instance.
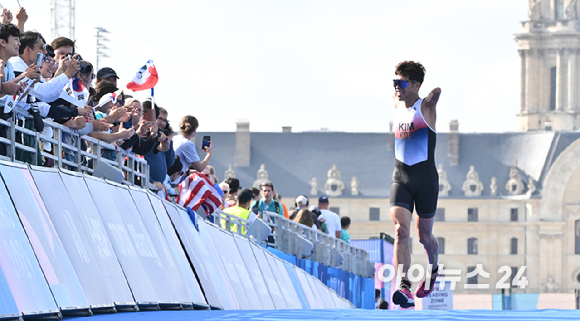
[126,60,158,92]
[177,172,222,216]
[59,78,89,107]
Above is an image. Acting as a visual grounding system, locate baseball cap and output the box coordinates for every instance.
[237,188,254,204]
[318,195,329,203]
[97,67,119,80]
[295,195,308,206]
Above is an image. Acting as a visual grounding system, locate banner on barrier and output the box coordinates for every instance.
[31,168,117,309]
[58,171,135,307]
[83,176,158,305]
[0,165,58,315]
[249,242,287,309]
[111,185,180,305]
[267,253,302,309]
[162,202,224,309]
[0,164,89,311]
[145,194,206,306]
[232,237,275,310]
[294,267,321,309]
[284,263,310,309]
[195,218,242,310]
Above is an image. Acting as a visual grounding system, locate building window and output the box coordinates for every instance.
[467,266,477,284]
[437,237,445,255]
[556,0,564,20]
[435,208,445,222]
[511,238,517,255]
[468,208,478,222]
[329,207,340,215]
[468,238,478,254]
[369,207,380,221]
[510,208,518,222]
[575,219,580,254]
[550,67,557,110]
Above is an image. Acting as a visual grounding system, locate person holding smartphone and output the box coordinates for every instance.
[173,115,213,173]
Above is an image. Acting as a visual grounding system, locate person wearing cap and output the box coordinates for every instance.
[318,195,341,239]
[96,67,119,87]
[222,188,255,235]
[289,195,309,220]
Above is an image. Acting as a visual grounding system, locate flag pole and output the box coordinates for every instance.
[151,87,155,118]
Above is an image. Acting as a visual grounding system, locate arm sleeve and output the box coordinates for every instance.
[47,100,78,120]
[30,74,70,103]
[76,122,94,136]
[179,141,200,165]
[164,141,175,167]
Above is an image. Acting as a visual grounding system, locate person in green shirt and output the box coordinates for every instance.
[251,181,284,223]
[222,188,255,234]
[340,216,351,244]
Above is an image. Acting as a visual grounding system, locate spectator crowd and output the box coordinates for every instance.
[0,6,352,245]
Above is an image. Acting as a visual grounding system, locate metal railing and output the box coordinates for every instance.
[0,114,149,187]
[212,209,375,278]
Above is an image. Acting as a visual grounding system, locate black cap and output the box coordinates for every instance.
[237,188,254,204]
[97,67,119,80]
[318,195,329,203]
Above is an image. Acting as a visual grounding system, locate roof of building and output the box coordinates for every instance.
[193,130,580,199]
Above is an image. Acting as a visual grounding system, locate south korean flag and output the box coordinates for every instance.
[59,78,89,107]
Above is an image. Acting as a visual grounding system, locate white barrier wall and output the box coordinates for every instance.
[206,226,263,310]
[0,164,59,317]
[0,164,353,319]
[31,168,119,310]
[162,202,223,309]
[58,170,136,309]
[0,164,89,313]
[233,237,276,310]
[145,194,207,307]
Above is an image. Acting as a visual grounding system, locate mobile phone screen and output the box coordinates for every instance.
[202,136,211,150]
[36,53,44,66]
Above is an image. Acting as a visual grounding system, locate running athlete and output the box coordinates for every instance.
[390,61,441,309]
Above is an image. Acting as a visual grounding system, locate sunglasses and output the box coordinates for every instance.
[393,79,418,88]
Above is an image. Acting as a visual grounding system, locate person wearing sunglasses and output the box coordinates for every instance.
[389,61,441,309]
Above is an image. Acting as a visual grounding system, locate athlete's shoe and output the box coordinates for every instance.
[415,270,439,298]
[392,286,415,309]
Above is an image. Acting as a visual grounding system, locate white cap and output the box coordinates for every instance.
[295,195,308,206]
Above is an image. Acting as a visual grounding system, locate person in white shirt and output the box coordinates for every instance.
[173,115,212,173]
[318,195,341,239]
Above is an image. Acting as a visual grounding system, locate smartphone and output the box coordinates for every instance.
[202,136,211,151]
[35,53,43,66]
[143,108,155,122]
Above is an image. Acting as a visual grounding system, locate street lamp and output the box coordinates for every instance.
[95,27,110,72]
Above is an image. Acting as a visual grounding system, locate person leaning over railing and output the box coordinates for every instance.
[144,103,175,189]
[221,188,256,235]
[0,24,42,157]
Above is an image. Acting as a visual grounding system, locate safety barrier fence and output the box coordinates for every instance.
[212,209,376,309]
[0,162,353,321]
[0,115,149,188]
[213,210,375,277]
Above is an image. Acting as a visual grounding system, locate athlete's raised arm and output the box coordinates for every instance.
[424,87,442,109]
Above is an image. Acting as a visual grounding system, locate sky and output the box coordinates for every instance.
[17,0,528,133]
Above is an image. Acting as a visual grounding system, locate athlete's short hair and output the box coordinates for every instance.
[395,61,425,84]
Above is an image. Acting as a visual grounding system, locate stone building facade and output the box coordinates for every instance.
[516,0,580,131]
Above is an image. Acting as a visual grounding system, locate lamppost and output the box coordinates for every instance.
[95,27,110,72]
